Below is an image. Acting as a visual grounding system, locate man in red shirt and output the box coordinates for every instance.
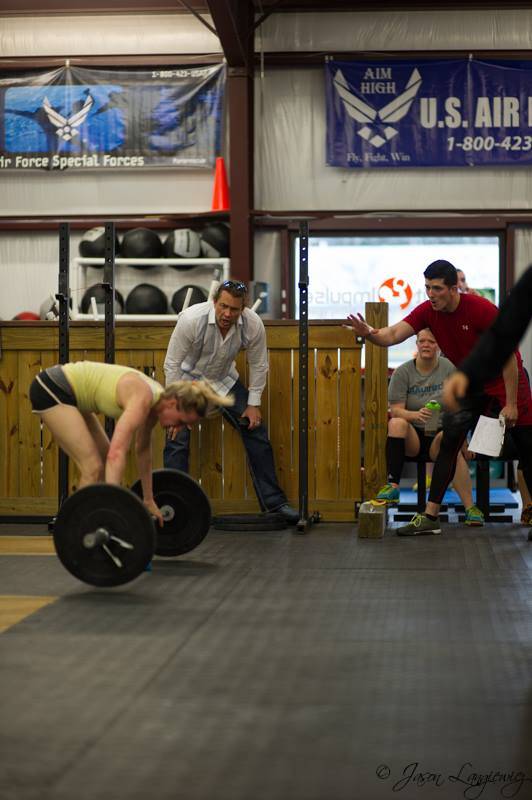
[346,259,532,535]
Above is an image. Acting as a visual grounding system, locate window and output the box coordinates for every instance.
[293,234,501,367]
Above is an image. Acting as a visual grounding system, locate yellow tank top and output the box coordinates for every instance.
[62,361,163,419]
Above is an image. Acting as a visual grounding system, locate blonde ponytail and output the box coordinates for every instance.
[161,380,234,417]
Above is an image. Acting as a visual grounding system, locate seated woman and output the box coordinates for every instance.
[375,328,484,526]
[29,361,232,524]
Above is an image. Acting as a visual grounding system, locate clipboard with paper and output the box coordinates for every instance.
[468,415,506,458]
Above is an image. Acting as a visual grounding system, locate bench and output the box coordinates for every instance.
[393,445,519,522]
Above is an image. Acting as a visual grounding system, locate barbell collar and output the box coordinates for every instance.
[160,504,175,522]
[83,527,110,549]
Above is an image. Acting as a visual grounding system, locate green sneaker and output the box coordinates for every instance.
[465,505,484,527]
[396,513,441,536]
[376,483,400,504]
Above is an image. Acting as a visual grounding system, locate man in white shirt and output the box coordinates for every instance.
[163,280,299,523]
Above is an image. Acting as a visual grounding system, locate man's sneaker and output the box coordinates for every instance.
[396,513,441,536]
[465,505,484,527]
[376,483,400,504]
[521,503,532,526]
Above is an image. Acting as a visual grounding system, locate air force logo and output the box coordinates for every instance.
[333,68,422,148]
[43,94,94,141]
[4,85,125,153]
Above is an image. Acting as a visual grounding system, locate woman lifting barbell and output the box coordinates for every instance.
[29,361,232,525]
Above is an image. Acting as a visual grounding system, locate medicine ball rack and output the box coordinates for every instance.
[70,255,230,321]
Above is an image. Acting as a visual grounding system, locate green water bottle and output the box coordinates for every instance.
[424,400,441,434]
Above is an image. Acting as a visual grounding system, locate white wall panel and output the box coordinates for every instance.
[259,10,532,52]
[0,233,59,319]
[0,14,221,57]
[254,230,282,319]
[1,169,213,216]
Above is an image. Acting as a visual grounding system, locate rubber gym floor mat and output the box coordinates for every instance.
[2,523,532,800]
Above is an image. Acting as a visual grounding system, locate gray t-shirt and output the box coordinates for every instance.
[388,357,455,428]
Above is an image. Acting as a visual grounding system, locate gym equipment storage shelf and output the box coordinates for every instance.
[71,256,230,320]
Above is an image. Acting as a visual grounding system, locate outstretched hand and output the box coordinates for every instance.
[343,313,374,338]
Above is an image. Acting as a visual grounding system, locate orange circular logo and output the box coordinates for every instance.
[378,277,413,310]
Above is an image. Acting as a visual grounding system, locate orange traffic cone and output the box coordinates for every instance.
[211,156,230,211]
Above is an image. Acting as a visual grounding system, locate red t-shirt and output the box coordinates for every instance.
[403,293,532,424]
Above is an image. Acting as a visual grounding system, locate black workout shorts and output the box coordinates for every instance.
[29,367,77,412]
[414,428,438,460]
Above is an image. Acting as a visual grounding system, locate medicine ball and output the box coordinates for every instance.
[78,227,120,266]
[171,285,208,313]
[121,227,163,269]
[200,222,230,258]
[163,229,201,267]
[126,284,168,314]
[39,295,73,319]
[13,311,40,320]
[80,284,125,314]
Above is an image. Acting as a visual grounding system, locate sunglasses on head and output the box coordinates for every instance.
[220,280,247,293]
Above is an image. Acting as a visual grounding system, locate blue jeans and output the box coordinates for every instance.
[163,379,288,512]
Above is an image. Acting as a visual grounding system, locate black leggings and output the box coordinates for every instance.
[429,392,532,505]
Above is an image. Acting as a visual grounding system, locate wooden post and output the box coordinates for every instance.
[363,302,389,500]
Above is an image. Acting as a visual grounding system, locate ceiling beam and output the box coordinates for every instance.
[175,0,218,36]
[205,0,250,67]
[204,1,255,281]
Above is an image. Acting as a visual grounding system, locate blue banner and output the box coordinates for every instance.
[0,63,225,170]
[325,58,532,168]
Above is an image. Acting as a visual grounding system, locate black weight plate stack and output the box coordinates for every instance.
[53,484,155,587]
[131,469,211,556]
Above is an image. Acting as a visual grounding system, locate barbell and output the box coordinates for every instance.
[53,469,212,587]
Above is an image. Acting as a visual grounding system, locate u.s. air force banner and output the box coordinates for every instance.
[0,63,225,170]
[325,58,532,168]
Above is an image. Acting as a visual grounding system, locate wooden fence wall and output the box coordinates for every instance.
[0,319,374,521]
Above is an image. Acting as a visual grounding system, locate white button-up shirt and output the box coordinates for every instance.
[163,301,268,406]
